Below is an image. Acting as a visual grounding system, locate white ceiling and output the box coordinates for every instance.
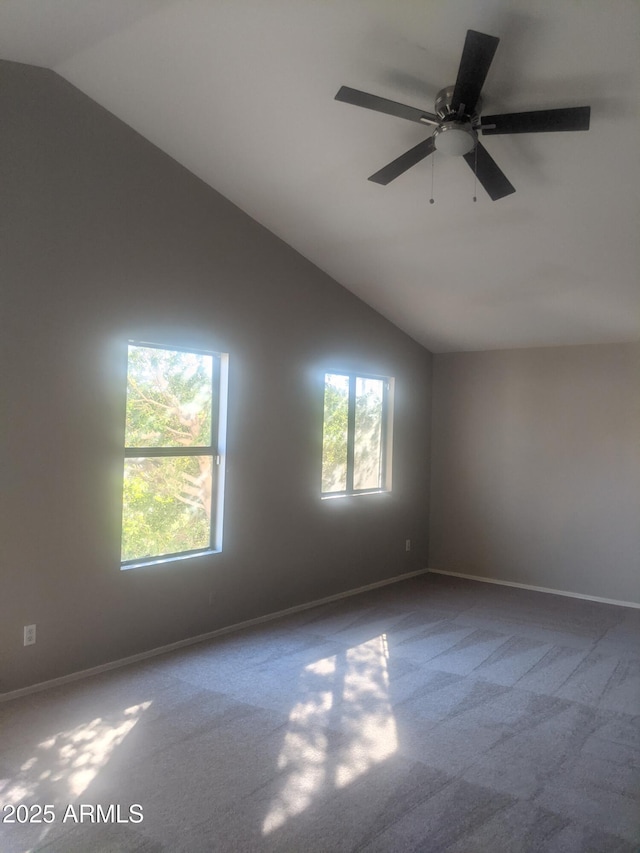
[1,0,639,352]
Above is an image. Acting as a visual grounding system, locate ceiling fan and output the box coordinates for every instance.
[335,29,591,200]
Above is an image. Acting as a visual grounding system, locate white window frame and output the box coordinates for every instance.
[121,341,228,569]
[321,371,393,498]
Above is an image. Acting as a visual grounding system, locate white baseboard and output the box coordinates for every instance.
[0,568,429,704]
[428,568,640,609]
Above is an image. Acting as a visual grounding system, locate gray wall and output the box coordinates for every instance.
[0,61,432,694]
[430,343,640,604]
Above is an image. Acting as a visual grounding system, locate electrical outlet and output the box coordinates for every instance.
[405,539,411,552]
[24,624,36,646]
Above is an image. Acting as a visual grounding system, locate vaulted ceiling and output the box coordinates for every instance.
[1,0,638,352]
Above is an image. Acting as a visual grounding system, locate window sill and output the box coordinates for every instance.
[321,489,389,501]
[121,549,218,571]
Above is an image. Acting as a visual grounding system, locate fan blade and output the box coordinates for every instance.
[463,142,515,200]
[369,137,436,185]
[481,106,591,134]
[336,86,439,126]
[451,30,499,115]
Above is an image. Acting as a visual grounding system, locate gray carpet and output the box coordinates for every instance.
[1,573,639,852]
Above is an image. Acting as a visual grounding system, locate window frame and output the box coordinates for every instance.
[321,370,393,499]
[121,341,224,569]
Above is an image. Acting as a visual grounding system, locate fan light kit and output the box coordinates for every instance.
[336,29,591,200]
[433,122,477,156]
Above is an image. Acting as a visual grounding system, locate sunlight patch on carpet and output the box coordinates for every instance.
[0,701,151,807]
[262,634,397,835]
[335,634,397,788]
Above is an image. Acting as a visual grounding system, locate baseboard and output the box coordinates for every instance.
[428,568,640,609]
[0,567,430,704]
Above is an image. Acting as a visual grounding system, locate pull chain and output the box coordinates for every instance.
[430,152,435,204]
[473,144,478,202]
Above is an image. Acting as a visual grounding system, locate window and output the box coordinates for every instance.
[121,343,226,567]
[321,372,392,497]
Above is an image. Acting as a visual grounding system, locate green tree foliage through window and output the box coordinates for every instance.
[321,374,349,492]
[354,377,384,491]
[121,345,218,564]
[321,372,389,496]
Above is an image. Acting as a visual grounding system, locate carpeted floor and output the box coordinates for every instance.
[1,572,639,852]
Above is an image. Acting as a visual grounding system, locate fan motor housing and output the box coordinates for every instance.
[435,85,482,122]
[433,86,480,156]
